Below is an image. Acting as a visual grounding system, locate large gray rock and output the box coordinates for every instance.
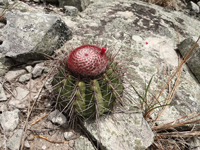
[177,37,200,83]
[59,0,90,11]
[0,12,72,63]
[85,112,154,150]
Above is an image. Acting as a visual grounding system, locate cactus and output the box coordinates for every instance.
[52,44,124,119]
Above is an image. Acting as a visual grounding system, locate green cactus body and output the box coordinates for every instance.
[52,45,124,118]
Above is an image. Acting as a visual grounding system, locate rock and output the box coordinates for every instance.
[25,66,33,73]
[0,0,8,6]
[198,1,200,7]
[0,83,7,101]
[0,12,72,63]
[177,37,200,83]
[0,54,14,76]
[74,136,95,150]
[64,0,200,149]
[59,0,90,11]
[64,6,79,16]
[6,129,23,150]
[0,104,7,112]
[5,69,26,82]
[188,1,200,13]
[84,112,154,150]
[42,145,47,149]
[24,140,30,149]
[68,140,75,147]
[47,109,68,126]
[18,73,31,83]
[64,131,80,141]
[9,87,29,109]
[0,109,20,132]
[32,63,45,78]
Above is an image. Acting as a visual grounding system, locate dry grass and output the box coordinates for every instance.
[148,0,178,8]
[134,37,200,149]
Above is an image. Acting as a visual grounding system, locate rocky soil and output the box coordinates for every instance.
[0,0,200,150]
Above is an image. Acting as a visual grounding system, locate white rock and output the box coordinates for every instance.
[13,87,29,100]
[32,63,45,78]
[132,35,143,42]
[42,145,47,150]
[197,1,200,7]
[47,109,67,126]
[24,140,30,148]
[189,1,199,13]
[25,66,33,73]
[0,104,7,112]
[18,73,31,83]
[5,69,26,82]
[9,87,29,109]
[0,109,20,132]
[64,131,80,141]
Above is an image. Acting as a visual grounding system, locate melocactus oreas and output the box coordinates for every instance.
[52,44,124,120]
[67,45,107,77]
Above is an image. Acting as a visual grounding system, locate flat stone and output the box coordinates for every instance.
[0,109,19,132]
[84,112,154,150]
[5,69,26,82]
[0,83,7,101]
[9,87,29,109]
[18,73,31,83]
[0,12,72,63]
[6,129,23,150]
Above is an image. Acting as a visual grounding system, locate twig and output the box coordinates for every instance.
[20,75,48,150]
[30,112,51,126]
[36,135,68,144]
